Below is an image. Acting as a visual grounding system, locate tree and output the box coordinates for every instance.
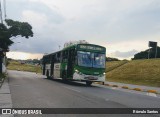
[0,19,33,73]
[0,23,13,51]
[132,46,160,60]
[0,19,33,51]
[106,57,119,61]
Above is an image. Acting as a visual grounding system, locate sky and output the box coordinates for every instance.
[4,0,160,60]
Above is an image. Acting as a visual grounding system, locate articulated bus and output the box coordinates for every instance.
[42,42,106,86]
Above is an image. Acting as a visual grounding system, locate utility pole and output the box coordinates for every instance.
[0,0,3,23]
[0,50,2,73]
[0,0,3,73]
[0,0,6,73]
[3,0,6,19]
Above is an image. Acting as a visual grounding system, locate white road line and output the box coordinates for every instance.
[111,87,117,89]
[63,86,81,93]
[147,93,157,97]
[105,98,109,101]
[9,84,21,87]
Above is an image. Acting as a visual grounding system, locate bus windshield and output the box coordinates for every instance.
[93,53,105,68]
[77,51,105,68]
[77,51,92,67]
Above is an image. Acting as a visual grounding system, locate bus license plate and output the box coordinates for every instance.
[86,77,98,80]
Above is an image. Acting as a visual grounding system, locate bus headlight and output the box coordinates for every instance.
[99,73,106,77]
[75,70,85,76]
[75,69,79,72]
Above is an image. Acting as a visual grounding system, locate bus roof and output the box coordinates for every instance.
[43,43,106,57]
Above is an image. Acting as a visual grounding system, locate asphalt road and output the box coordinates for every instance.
[8,70,160,117]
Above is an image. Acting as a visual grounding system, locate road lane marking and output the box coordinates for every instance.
[9,84,21,87]
[111,87,117,89]
[147,93,157,97]
[63,86,81,93]
[105,98,109,101]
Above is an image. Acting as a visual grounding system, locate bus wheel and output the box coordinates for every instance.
[86,81,92,86]
[46,70,49,79]
[62,71,67,82]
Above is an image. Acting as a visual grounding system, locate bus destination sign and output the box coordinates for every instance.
[78,45,105,52]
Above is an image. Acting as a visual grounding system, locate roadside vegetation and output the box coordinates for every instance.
[0,73,6,87]
[106,60,128,72]
[106,59,160,87]
[7,60,42,73]
[0,73,5,81]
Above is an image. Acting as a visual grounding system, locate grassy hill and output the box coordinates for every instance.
[7,61,42,73]
[106,60,128,72]
[106,59,160,87]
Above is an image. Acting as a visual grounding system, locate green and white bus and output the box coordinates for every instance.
[42,42,106,86]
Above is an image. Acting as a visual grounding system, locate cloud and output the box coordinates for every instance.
[22,10,48,30]
[9,1,67,54]
[6,51,43,60]
[109,50,138,59]
[6,0,160,60]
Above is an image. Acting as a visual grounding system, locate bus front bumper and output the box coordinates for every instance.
[73,72,105,82]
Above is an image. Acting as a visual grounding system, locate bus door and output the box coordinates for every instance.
[67,49,75,78]
[42,57,46,75]
[51,55,55,77]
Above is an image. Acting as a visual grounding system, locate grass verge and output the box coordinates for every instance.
[7,61,42,73]
[106,59,160,87]
[0,73,5,82]
[106,60,128,72]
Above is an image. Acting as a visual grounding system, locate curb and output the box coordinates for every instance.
[132,88,142,91]
[146,90,158,94]
[121,86,129,89]
[0,73,13,110]
[94,82,159,94]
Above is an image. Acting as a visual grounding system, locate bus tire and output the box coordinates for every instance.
[46,70,49,79]
[86,81,92,86]
[62,70,67,82]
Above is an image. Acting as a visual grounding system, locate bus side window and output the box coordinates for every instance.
[75,51,77,64]
[54,52,61,63]
[72,49,75,63]
[62,51,67,62]
[55,54,59,63]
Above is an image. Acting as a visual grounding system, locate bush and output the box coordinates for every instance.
[0,73,5,81]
